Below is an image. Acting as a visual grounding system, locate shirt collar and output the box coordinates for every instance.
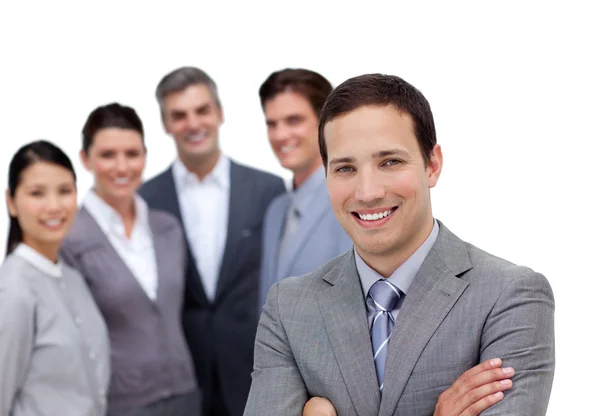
[172,153,230,190]
[82,189,150,239]
[289,166,326,218]
[14,243,62,278]
[356,219,440,299]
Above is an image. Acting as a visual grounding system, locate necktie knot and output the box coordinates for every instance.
[369,279,402,312]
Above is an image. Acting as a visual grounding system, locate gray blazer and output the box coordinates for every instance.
[61,207,197,412]
[259,184,352,307]
[244,221,555,416]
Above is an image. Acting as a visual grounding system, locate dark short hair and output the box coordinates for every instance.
[259,68,333,117]
[156,66,221,115]
[318,73,437,168]
[6,140,76,255]
[81,103,144,154]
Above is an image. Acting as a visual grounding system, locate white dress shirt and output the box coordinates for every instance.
[172,154,230,301]
[83,190,158,300]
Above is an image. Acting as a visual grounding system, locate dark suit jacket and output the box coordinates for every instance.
[138,160,285,416]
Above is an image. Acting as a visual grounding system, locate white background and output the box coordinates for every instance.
[1,1,597,413]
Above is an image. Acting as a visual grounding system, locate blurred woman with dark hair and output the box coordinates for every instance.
[0,140,110,415]
[61,103,199,416]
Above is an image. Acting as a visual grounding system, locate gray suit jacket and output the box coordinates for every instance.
[259,184,353,307]
[61,207,197,412]
[244,221,555,416]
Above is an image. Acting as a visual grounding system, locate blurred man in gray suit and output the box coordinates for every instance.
[139,67,285,416]
[244,74,555,416]
[257,68,352,308]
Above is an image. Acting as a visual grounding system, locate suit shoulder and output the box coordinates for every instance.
[0,262,36,312]
[265,192,290,216]
[232,161,284,186]
[0,256,30,286]
[63,210,92,246]
[148,208,183,233]
[138,167,172,198]
[465,242,550,288]
[0,256,41,301]
[277,251,350,294]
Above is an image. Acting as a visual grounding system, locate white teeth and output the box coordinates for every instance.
[280,145,297,153]
[186,131,207,143]
[44,219,62,226]
[113,178,129,185]
[358,210,393,221]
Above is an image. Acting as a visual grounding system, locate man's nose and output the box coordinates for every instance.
[354,170,385,203]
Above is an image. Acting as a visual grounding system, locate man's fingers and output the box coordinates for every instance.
[447,362,514,400]
[434,359,514,416]
[457,378,513,414]
[461,358,503,380]
[444,358,502,399]
[461,391,506,416]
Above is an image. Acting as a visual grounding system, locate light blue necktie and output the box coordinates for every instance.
[369,279,402,391]
[276,203,300,279]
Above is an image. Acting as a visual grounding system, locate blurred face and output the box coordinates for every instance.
[264,91,322,185]
[161,83,223,165]
[81,127,146,205]
[325,105,442,272]
[6,161,78,256]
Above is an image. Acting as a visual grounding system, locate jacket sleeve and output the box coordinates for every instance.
[244,282,308,415]
[480,271,555,415]
[0,280,35,414]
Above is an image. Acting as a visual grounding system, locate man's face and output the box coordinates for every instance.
[264,91,322,181]
[161,83,223,163]
[325,104,442,265]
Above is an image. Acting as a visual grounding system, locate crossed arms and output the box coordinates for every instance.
[244,272,554,416]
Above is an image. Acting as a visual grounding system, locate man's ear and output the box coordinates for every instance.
[217,107,224,125]
[427,144,443,188]
[161,115,171,135]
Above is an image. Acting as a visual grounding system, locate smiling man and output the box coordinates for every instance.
[139,66,285,416]
[244,74,555,416]
[257,68,352,308]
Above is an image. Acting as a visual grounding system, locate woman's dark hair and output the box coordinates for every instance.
[6,140,76,256]
[81,102,144,154]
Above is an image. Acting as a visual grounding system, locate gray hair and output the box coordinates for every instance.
[155,66,222,116]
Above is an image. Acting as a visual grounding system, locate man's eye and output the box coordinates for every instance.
[336,166,355,173]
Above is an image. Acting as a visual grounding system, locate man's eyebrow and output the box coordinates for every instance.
[328,156,355,166]
[373,149,410,158]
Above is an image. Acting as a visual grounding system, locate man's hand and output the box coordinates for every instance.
[434,358,514,416]
[303,397,337,416]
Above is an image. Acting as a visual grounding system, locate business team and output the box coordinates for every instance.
[0,68,555,416]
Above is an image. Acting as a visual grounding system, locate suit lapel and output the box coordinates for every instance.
[378,223,472,416]
[278,188,331,280]
[77,207,159,306]
[148,212,173,310]
[144,167,184,220]
[318,252,381,416]
[214,162,253,301]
